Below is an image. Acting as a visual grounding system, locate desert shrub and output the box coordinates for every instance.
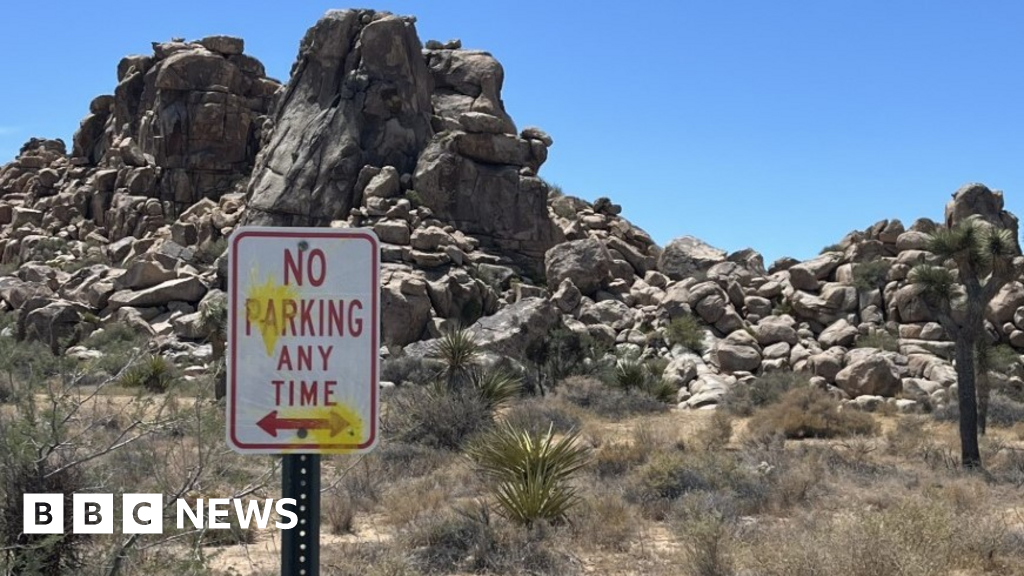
[852,258,891,291]
[383,385,493,450]
[322,543,417,576]
[612,355,651,391]
[0,419,88,574]
[855,329,900,351]
[625,450,766,519]
[772,299,795,316]
[594,440,650,478]
[324,491,356,534]
[502,398,580,436]
[381,354,436,386]
[692,411,733,452]
[747,387,879,439]
[0,333,63,395]
[526,327,607,392]
[748,498,1016,576]
[382,475,451,527]
[372,441,453,480]
[885,416,932,458]
[819,243,844,254]
[467,422,590,526]
[81,323,146,377]
[117,355,177,392]
[674,510,735,576]
[556,376,668,419]
[665,314,705,352]
[194,236,227,266]
[570,492,637,552]
[607,355,677,401]
[720,371,808,416]
[401,506,574,575]
[933,393,1024,428]
[195,515,255,547]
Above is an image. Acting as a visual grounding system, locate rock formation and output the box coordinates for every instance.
[0,10,1023,417]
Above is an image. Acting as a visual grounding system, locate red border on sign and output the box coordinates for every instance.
[228,229,380,452]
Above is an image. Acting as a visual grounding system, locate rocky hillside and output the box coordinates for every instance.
[0,8,1022,415]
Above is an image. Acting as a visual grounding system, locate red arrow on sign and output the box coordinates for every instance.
[257,411,350,438]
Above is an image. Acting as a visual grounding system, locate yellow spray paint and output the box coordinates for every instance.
[279,402,365,454]
[244,267,299,357]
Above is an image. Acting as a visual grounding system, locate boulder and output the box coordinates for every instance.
[818,318,858,348]
[107,277,207,310]
[467,297,559,359]
[835,356,902,397]
[657,236,727,281]
[714,333,762,373]
[544,238,612,296]
[945,183,1021,254]
[381,271,433,347]
[23,300,83,353]
[987,281,1024,324]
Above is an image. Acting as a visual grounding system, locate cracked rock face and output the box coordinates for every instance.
[244,10,434,226]
[72,36,279,213]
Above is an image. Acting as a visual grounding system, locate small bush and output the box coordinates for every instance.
[855,330,900,352]
[556,376,668,420]
[117,355,176,392]
[820,243,844,254]
[402,506,574,575]
[852,259,890,291]
[747,387,879,439]
[502,398,580,436]
[381,355,436,386]
[594,441,649,478]
[526,327,608,392]
[720,371,808,417]
[467,422,591,526]
[194,236,227,266]
[692,411,734,452]
[324,491,356,534]
[675,511,735,576]
[625,450,766,519]
[665,314,705,352]
[571,492,637,552]
[934,394,1024,429]
[383,385,493,450]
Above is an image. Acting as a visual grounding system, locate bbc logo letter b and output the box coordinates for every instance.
[24,494,64,534]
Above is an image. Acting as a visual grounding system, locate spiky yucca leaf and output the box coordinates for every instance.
[430,326,480,383]
[982,226,1016,259]
[909,264,959,301]
[468,367,521,410]
[613,356,651,392]
[467,422,590,525]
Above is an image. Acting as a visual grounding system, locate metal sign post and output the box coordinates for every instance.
[227,226,380,576]
[282,454,320,576]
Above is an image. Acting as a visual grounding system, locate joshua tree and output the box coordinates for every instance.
[909,215,1021,468]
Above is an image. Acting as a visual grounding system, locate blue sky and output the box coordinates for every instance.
[2,1,1023,263]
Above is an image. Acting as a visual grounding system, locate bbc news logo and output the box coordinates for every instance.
[24,494,298,534]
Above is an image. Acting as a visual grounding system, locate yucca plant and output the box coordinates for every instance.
[613,356,651,392]
[198,299,228,361]
[468,367,522,411]
[466,422,591,526]
[430,326,480,387]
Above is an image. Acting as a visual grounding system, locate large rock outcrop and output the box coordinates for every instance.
[245,10,434,226]
[72,36,279,214]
